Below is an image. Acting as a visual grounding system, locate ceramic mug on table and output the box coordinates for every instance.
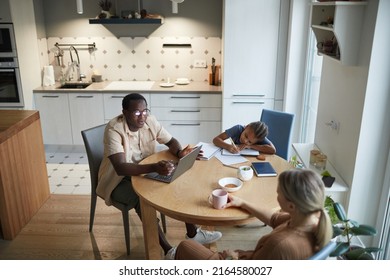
[209,189,228,209]
[237,165,253,181]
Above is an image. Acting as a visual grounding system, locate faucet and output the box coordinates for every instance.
[66,45,85,82]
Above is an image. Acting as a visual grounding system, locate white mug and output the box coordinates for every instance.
[237,165,253,181]
[209,189,228,209]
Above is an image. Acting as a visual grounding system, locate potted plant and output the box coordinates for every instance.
[98,0,112,18]
[330,200,381,260]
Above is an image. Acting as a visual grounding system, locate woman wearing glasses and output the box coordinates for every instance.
[97,93,222,258]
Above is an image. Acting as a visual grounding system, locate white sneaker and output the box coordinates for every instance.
[186,228,222,244]
[165,247,177,260]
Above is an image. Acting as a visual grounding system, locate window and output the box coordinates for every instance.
[301,31,323,143]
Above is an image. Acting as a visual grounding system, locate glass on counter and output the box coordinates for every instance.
[310,149,321,165]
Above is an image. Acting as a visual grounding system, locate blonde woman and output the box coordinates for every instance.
[167,169,333,260]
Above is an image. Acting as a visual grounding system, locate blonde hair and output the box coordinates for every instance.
[278,169,333,249]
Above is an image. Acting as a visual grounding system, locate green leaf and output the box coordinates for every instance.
[345,248,374,260]
[330,242,349,257]
[332,225,344,236]
[321,170,332,177]
[364,247,382,253]
[350,224,377,236]
[333,202,348,221]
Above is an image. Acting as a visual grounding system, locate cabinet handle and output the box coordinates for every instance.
[171,123,201,126]
[170,96,201,99]
[76,96,94,98]
[171,110,201,113]
[232,101,265,104]
[42,95,60,98]
[232,94,266,97]
[111,96,126,98]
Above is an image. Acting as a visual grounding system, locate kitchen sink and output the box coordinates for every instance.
[59,82,92,89]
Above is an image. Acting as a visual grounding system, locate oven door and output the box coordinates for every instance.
[0,67,24,107]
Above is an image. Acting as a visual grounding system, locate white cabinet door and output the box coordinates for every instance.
[222,98,274,130]
[34,93,73,145]
[159,120,221,145]
[103,93,150,121]
[69,93,105,145]
[223,0,281,128]
[223,0,281,99]
[151,93,222,145]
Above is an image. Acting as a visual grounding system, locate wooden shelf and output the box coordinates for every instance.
[89,18,163,24]
[292,143,348,193]
[310,1,367,65]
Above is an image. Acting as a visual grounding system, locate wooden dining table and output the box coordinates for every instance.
[132,150,292,259]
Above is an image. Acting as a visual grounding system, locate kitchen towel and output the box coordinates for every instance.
[43,65,55,86]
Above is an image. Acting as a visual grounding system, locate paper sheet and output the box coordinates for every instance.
[215,152,248,165]
[196,142,221,160]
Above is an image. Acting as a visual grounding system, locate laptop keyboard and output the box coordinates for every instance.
[145,172,173,182]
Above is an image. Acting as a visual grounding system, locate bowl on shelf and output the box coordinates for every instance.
[218,177,243,193]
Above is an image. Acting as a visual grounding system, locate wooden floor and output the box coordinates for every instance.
[0,195,271,260]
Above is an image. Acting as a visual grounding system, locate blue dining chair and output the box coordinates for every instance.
[260,109,295,160]
[308,241,337,260]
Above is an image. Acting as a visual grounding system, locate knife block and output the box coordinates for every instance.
[209,65,221,85]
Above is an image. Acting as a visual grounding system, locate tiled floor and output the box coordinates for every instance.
[45,146,91,195]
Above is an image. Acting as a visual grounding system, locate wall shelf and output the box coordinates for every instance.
[292,143,349,196]
[89,18,163,25]
[310,1,367,66]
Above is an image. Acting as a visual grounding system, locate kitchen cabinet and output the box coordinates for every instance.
[0,0,11,22]
[150,93,222,145]
[222,98,274,129]
[222,0,281,129]
[0,110,50,240]
[310,1,367,66]
[68,93,105,145]
[34,90,220,146]
[34,93,73,145]
[103,93,150,122]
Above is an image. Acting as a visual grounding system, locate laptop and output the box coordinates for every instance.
[144,145,202,183]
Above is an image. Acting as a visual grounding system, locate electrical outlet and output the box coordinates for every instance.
[325,120,340,133]
[194,59,207,68]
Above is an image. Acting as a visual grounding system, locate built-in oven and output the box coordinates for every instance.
[0,23,17,57]
[0,57,24,107]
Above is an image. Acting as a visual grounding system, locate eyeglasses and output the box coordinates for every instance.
[131,109,150,117]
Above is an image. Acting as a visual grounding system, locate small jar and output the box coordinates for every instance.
[315,153,327,170]
[310,149,321,165]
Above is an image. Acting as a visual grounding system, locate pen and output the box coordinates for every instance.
[229,137,238,150]
[223,164,239,169]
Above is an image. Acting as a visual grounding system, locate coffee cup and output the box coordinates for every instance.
[209,189,228,209]
[237,165,253,181]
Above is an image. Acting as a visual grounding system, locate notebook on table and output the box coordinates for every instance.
[196,142,221,160]
[222,148,259,156]
[251,161,277,177]
[144,145,202,183]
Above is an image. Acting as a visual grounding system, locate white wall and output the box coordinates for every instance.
[350,0,390,243]
[314,0,390,248]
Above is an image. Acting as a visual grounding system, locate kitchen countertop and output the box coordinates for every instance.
[33,81,222,93]
[0,110,40,143]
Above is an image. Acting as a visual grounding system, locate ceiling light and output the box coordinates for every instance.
[76,0,83,14]
[171,0,184,14]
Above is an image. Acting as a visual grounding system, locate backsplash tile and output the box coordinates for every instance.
[39,36,221,83]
